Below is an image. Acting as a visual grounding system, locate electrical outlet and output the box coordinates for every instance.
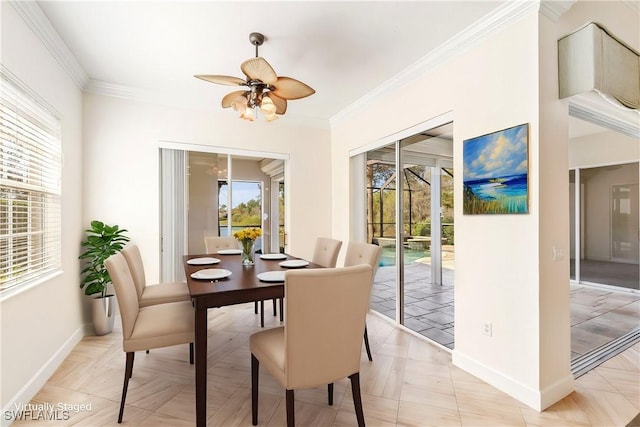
[483,321,492,336]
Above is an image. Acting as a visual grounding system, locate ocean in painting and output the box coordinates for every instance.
[464,173,527,201]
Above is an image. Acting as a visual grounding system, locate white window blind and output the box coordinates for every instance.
[0,72,62,293]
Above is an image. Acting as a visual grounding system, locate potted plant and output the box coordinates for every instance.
[79,220,130,335]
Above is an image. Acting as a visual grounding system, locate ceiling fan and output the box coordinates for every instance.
[195,32,315,122]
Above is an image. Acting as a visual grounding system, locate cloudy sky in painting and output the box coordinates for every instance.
[463,124,528,181]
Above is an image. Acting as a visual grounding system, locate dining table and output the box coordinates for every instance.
[183,251,322,427]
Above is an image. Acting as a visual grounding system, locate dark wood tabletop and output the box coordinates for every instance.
[183,251,322,427]
[184,252,320,307]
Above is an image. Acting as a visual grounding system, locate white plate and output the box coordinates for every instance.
[279,259,309,268]
[190,269,232,280]
[260,253,288,260]
[257,271,286,282]
[217,249,242,255]
[187,257,221,265]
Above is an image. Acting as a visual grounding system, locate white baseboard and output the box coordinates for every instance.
[452,350,574,411]
[1,323,91,427]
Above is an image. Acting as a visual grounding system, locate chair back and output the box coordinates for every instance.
[204,236,239,253]
[344,242,382,274]
[284,264,373,389]
[104,252,140,340]
[311,237,342,268]
[121,244,146,299]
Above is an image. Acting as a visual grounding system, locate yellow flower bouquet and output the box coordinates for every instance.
[233,227,262,265]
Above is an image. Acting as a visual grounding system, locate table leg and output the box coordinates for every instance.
[195,307,208,427]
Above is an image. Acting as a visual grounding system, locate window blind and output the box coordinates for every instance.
[0,73,62,293]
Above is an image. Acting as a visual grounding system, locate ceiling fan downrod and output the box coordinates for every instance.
[249,32,264,58]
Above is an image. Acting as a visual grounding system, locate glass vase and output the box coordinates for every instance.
[241,241,254,265]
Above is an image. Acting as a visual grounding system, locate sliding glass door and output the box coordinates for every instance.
[363,121,455,348]
[367,142,398,321]
[159,145,287,281]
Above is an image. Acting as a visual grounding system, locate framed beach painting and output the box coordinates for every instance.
[463,123,529,214]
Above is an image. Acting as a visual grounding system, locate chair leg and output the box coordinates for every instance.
[363,325,373,362]
[272,298,277,316]
[279,298,284,322]
[251,354,259,426]
[118,352,135,423]
[285,389,295,427]
[349,373,365,427]
[260,301,265,327]
[189,342,194,365]
[129,352,135,379]
[254,301,258,314]
[328,383,334,405]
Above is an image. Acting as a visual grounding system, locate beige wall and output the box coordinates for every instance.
[82,94,332,285]
[570,129,640,168]
[0,2,85,412]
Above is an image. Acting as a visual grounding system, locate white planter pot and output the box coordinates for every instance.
[92,295,115,336]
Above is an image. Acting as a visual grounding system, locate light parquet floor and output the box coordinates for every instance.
[12,302,640,427]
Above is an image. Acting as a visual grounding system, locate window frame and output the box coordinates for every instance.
[0,69,62,299]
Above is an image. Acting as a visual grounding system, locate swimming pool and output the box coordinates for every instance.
[379,247,429,267]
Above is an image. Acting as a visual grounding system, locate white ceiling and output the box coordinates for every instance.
[36,1,504,122]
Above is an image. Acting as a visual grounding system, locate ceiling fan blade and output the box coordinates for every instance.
[266,93,287,114]
[221,90,249,108]
[195,75,246,86]
[271,77,315,100]
[241,57,277,85]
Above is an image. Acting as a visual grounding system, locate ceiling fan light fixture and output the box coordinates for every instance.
[231,95,248,113]
[195,31,314,123]
[240,108,255,121]
[260,96,277,115]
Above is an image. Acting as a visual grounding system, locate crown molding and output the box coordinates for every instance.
[329,1,542,127]
[569,91,640,139]
[539,1,576,21]
[9,0,88,89]
[83,79,142,100]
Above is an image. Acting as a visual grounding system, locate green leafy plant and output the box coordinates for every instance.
[79,220,130,298]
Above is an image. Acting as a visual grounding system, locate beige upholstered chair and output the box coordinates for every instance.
[121,244,189,308]
[344,242,383,362]
[104,252,194,423]
[250,264,373,427]
[311,237,343,268]
[204,236,239,253]
[264,237,342,328]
